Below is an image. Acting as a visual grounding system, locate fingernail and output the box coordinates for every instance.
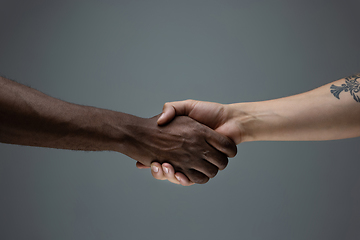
[158,113,164,121]
[163,167,169,174]
[152,166,159,173]
[175,175,181,182]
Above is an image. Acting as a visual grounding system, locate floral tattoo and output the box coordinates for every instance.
[330,74,360,102]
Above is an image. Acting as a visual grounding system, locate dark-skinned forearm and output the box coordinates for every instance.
[0,76,133,151]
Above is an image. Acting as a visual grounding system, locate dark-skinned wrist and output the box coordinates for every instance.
[78,106,141,153]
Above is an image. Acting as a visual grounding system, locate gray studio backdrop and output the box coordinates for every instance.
[1,1,360,240]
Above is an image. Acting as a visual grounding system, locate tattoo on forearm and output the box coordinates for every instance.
[330,73,360,102]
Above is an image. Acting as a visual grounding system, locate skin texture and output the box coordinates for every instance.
[138,74,360,185]
[0,76,237,184]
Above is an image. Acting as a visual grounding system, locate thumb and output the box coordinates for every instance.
[157,100,196,125]
[157,103,176,125]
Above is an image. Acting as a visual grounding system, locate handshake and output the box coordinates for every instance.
[130,100,241,186]
[2,74,359,186]
[0,77,238,187]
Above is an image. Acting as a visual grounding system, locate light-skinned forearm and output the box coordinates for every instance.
[230,78,360,143]
[149,74,360,185]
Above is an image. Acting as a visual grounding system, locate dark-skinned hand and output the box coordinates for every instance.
[122,114,237,184]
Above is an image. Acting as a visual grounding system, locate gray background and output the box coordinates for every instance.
[1,1,360,239]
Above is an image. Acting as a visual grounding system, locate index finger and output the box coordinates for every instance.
[205,127,237,158]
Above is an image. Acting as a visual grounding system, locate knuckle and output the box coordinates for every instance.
[163,102,172,110]
[221,138,237,157]
[184,99,197,111]
[208,168,218,178]
[228,142,237,157]
[189,171,209,184]
[231,145,238,157]
[194,176,209,184]
[217,157,229,170]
